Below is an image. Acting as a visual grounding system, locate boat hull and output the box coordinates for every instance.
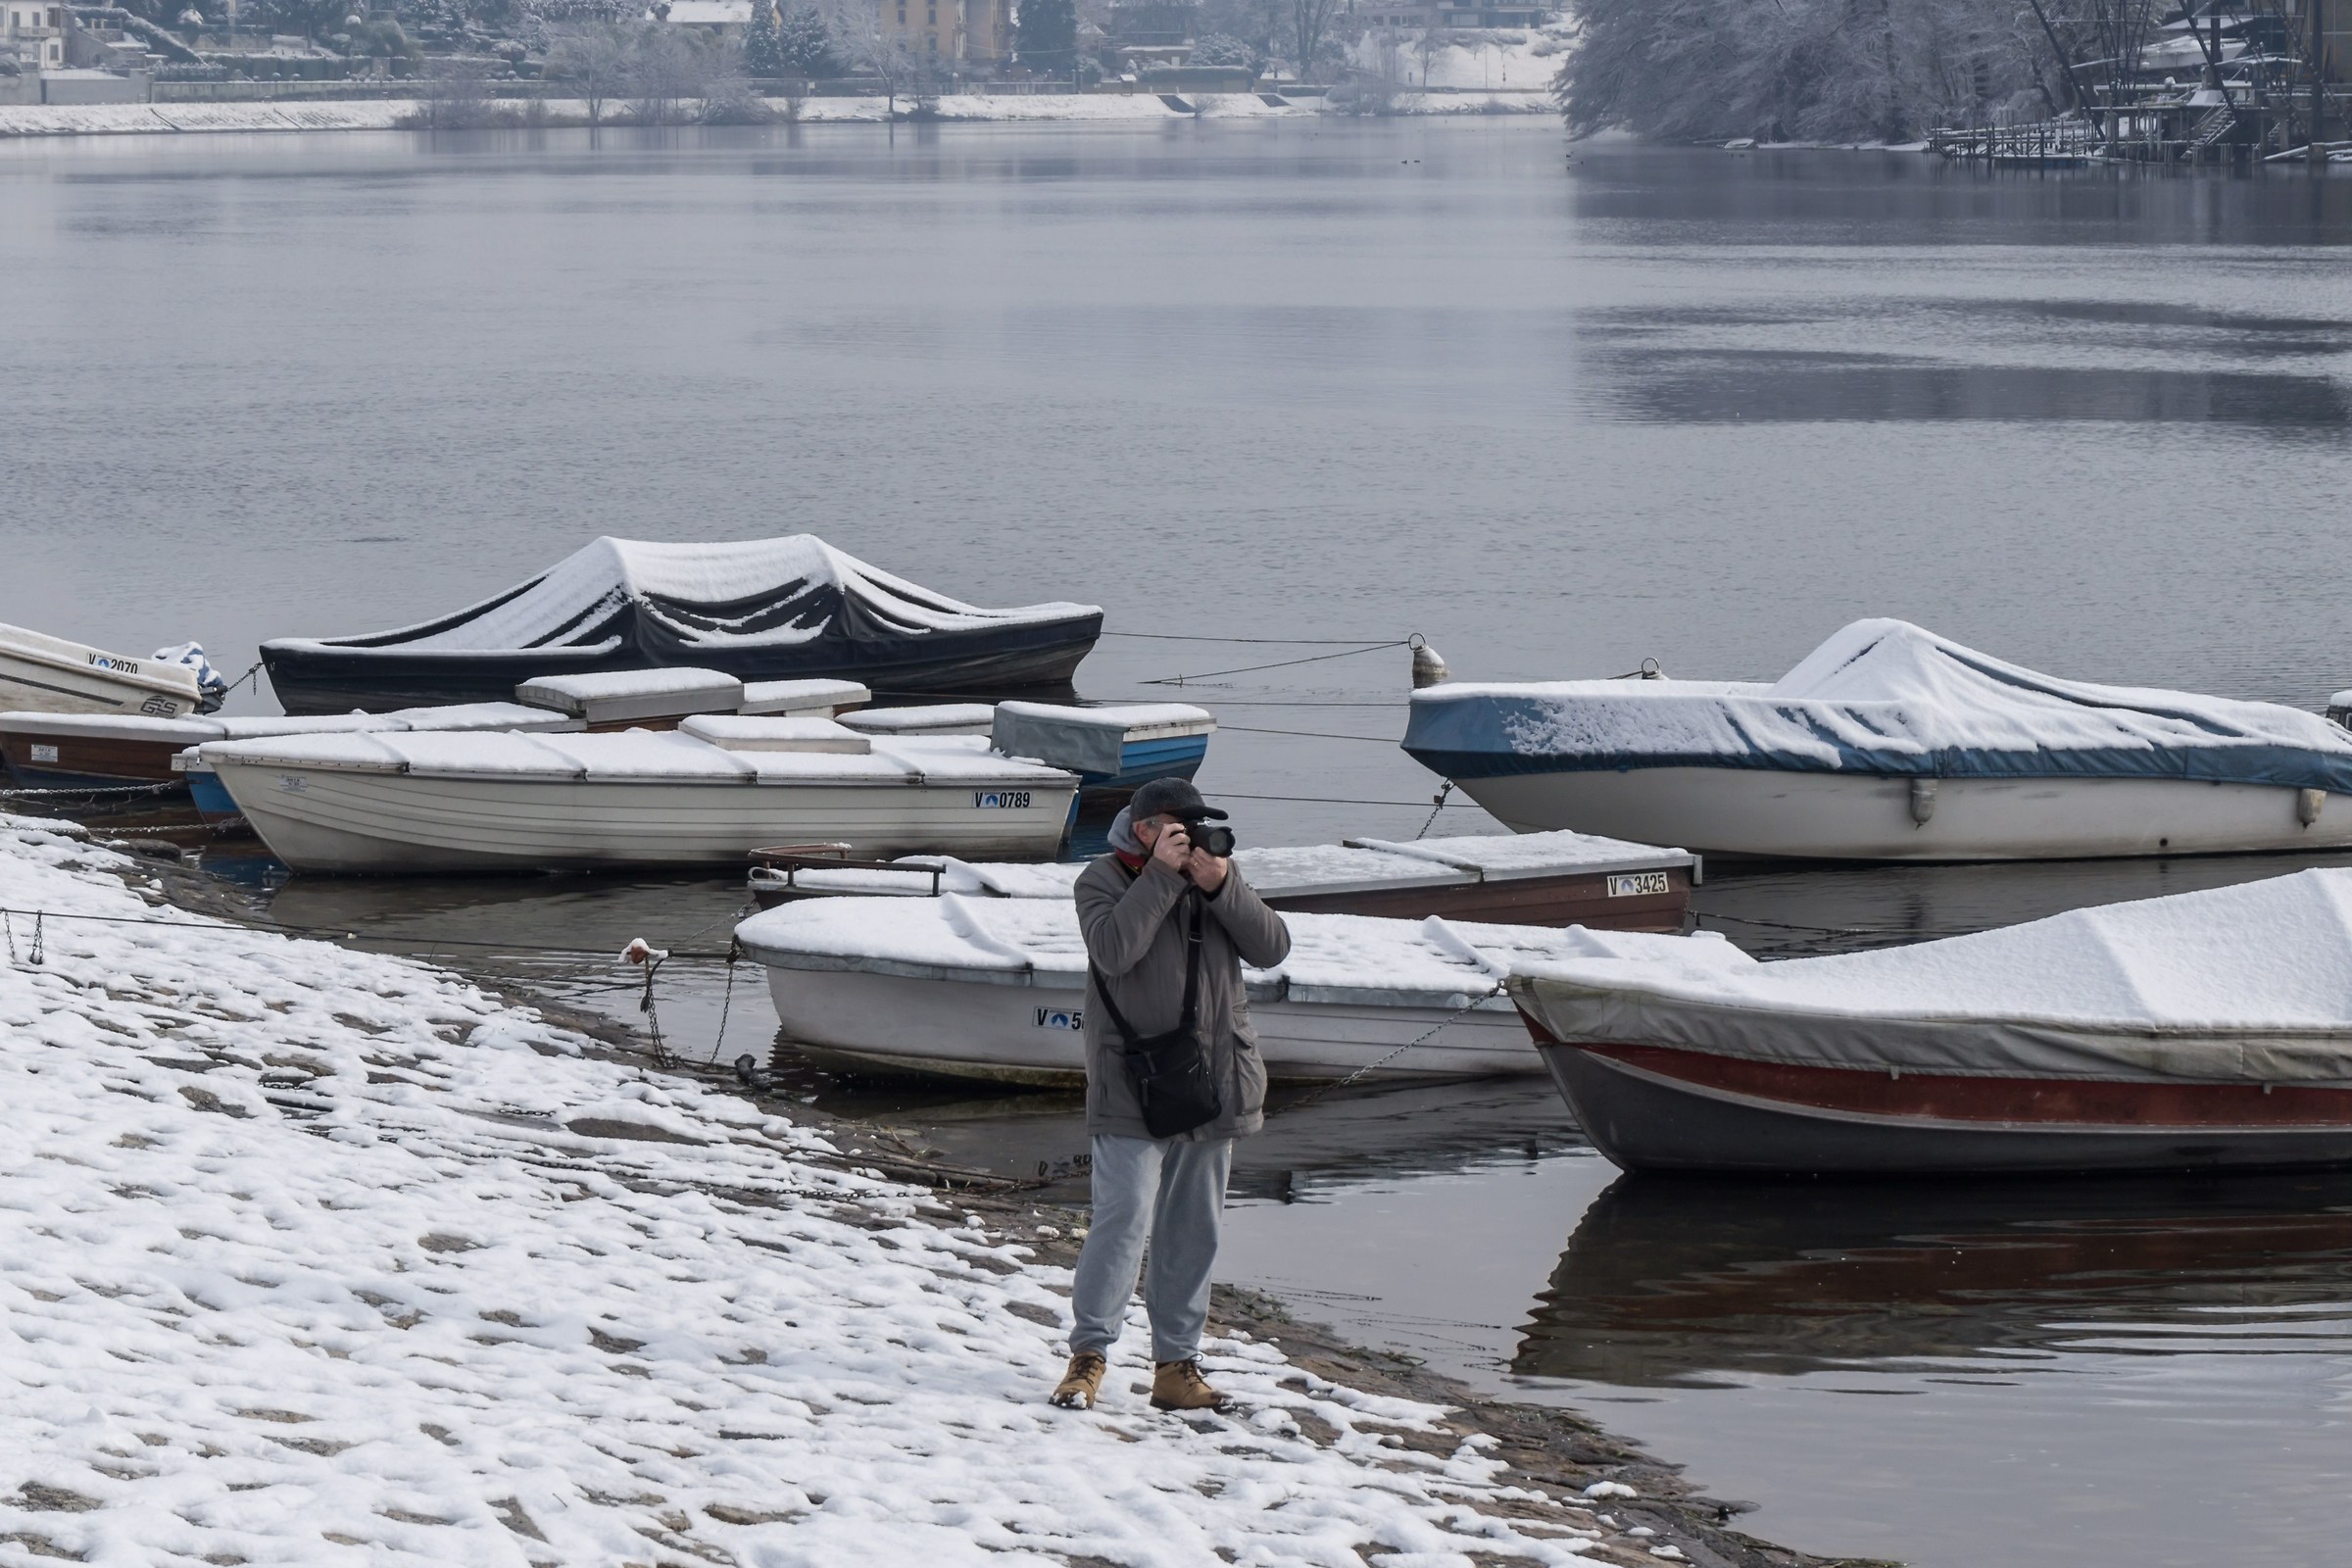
[0,725,185,788]
[211,761,1078,874]
[1263,864,1690,932]
[761,967,1540,1085]
[1454,765,2352,861]
[262,615,1103,715]
[0,649,200,720]
[1538,1040,2352,1175]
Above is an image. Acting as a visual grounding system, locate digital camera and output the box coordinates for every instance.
[1180,819,1236,858]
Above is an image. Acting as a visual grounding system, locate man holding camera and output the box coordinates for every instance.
[1050,778,1291,1413]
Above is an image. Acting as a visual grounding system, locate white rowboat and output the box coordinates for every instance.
[736,895,1740,1084]
[202,721,1079,874]
[0,622,205,719]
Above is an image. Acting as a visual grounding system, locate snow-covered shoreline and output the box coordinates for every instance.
[0,91,1549,140]
[0,812,1647,1565]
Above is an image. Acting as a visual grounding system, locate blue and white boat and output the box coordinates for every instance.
[989,701,1214,796]
[1403,618,2352,862]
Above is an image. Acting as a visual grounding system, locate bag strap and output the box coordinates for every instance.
[1089,892,1204,1049]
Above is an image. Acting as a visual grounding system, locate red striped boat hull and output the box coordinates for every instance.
[1530,1033,2352,1176]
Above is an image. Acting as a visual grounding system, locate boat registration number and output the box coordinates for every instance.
[1606,871,1672,898]
[973,791,1032,809]
[277,774,309,794]
[28,743,60,763]
[1035,1006,1084,1031]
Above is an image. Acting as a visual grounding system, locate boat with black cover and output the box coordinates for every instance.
[260,535,1103,713]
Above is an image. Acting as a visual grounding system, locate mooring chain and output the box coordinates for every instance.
[1273,980,1507,1120]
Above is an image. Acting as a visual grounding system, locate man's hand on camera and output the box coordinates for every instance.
[1150,821,1192,876]
[1186,847,1229,894]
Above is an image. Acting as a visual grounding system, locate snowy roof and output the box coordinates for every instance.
[263,536,1100,658]
[1406,618,2352,791]
[736,895,1739,1007]
[659,0,751,21]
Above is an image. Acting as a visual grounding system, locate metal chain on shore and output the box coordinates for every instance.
[1269,980,1508,1120]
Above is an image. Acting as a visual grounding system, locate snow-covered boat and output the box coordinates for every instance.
[835,701,1217,797]
[746,828,1697,930]
[1510,869,2352,1176]
[200,717,1080,874]
[2,673,868,792]
[990,702,1214,794]
[1404,618,2352,862]
[1,702,578,792]
[259,535,1103,713]
[736,895,1740,1084]
[0,622,212,721]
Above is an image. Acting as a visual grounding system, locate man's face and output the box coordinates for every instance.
[1134,812,1183,849]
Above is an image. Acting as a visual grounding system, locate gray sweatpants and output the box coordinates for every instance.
[1068,1133,1234,1364]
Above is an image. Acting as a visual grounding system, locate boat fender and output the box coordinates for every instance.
[1908,777,1937,827]
[1410,636,1449,689]
[2298,787,2326,827]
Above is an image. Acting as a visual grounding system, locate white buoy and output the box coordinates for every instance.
[1411,638,1449,689]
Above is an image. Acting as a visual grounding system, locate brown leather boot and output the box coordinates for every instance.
[1050,1350,1107,1409]
[1151,1357,1227,1412]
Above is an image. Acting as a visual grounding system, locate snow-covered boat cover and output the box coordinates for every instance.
[269,537,1100,659]
[990,702,1214,777]
[200,728,1076,787]
[516,666,744,717]
[740,677,870,715]
[1513,869,2352,1084]
[1405,618,2352,792]
[840,704,999,735]
[737,895,1740,1009]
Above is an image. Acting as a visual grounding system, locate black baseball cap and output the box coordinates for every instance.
[1130,778,1227,822]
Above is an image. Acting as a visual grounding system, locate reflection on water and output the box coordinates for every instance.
[1523,1172,2352,1388]
[1694,850,2352,956]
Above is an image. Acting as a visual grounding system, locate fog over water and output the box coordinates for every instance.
[8,121,2352,1568]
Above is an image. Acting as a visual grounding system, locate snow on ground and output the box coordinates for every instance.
[0,88,1552,138]
[1346,22,1572,94]
[0,814,1598,1566]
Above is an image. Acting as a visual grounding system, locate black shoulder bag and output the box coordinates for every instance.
[1089,894,1223,1140]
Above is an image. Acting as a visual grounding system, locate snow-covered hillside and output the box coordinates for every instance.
[1347,21,1574,93]
[0,815,1606,1565]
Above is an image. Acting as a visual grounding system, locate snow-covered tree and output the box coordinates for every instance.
[1558,0,2112,145]
[777,4,836,75]
[1189,29,1253,68]
[1015,0,1075,72]
[743,0,787,75]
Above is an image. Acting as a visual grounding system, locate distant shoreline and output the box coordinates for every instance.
[0,91,1552,140]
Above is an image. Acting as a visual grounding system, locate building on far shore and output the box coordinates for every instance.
[2,0,64,68]
[876,0,1008,69]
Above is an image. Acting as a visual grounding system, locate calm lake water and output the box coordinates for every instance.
[9,122,2352,1568]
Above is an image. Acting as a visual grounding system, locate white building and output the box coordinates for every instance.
[2,0,66,68]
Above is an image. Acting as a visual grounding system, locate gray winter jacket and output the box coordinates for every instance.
[1074,853,1293,1141]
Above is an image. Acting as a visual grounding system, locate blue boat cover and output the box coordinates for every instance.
[1404,619,2352,792]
